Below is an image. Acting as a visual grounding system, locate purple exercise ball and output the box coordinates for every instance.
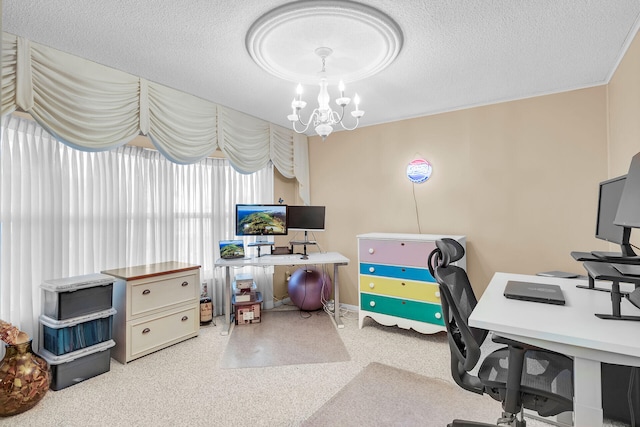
[287,267,332,311]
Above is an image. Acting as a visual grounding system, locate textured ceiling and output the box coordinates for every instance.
[4,1,640,135]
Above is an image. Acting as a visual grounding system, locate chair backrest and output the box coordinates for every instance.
[428,238,488,394]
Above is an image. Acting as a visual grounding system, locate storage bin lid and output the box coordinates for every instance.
[232,291,263,305]
[40,273,115,292]
[234,272,253,281]
[38,339,115,365]
[39,307,116,329]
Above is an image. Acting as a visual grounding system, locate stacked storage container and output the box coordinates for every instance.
[38,273,116,390]
[232,273,263,325]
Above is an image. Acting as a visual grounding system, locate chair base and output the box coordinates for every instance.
[449,412,527,427]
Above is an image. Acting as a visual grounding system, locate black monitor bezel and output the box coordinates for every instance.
[287,205,326,231]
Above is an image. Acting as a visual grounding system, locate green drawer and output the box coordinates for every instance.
[360,292,444,326]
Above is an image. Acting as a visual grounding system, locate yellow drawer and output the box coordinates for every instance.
[130,272,198,317]
[359,274,441,303]
[129,305,198,358]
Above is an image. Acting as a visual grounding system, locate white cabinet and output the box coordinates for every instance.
[102,262,201,364]
[357,233,466,334]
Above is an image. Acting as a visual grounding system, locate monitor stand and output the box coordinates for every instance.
[289,231,317,260]
[591,239,639,263]
[595,281,640,321]
[247,240,273,257]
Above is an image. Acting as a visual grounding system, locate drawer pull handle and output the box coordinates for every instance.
[181,316,189,321]
[181,281,189,287]
[369,301,376,307]
[368,248,375,254]
[369,282,375,289]
[142,289,151,295]
[401,282,406,286]
[142,328,151,334]
[401,268,406,272]
[402,300,406,305]
[435,312,442,319]
[369,267,375,273]
[401,242,405,246]
[435,291,440,298]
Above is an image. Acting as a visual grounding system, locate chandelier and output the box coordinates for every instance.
[287,47,364,141]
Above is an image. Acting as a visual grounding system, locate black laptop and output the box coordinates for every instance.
[504,281,566,305]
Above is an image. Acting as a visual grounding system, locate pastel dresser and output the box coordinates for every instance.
[357,233,466,334]
[102,261,201,363]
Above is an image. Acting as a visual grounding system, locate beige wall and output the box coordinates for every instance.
[608,27,640,176]
[608,28,640,248]
[305,86,610,306]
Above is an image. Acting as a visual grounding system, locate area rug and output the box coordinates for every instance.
[219,310,351,369]
[301,362,501,426]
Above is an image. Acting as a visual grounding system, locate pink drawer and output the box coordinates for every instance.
[359,238,437,268]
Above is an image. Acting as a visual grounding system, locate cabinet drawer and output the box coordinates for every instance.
[360,263,435,282]
[360,275,441,303]
[129,305,198,358]
[130,272,198,317]
[360,293,444,326]
[359,239,436,267]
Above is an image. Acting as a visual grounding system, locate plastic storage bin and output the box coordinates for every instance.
[41,273,114,320]
[40,308,116,356]
[39,340,115,391]
[233,291,263,325]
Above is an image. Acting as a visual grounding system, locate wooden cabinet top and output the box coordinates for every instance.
[101,261,201,281]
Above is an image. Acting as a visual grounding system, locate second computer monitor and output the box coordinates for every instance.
[287,206,326,231]
[594,175,635,258]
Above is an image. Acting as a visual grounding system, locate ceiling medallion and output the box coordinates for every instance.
[246,0,404,85]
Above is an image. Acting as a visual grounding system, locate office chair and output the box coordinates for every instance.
[427,239,573,427]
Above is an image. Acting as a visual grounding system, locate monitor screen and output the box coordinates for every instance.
[596,175,627,244]
[287,206,326,231]
[235,204,287,236]
[615,152,640,229]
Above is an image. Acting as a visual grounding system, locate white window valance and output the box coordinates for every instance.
[1,32,310,204]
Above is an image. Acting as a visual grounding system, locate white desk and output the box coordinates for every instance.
[214,252,349,335]
[469,272,640,427]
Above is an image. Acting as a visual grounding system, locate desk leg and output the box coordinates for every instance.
[331,263,344,329]
[221,266,232,336]
[573,357,603,427]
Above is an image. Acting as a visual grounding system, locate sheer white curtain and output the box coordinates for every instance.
[0,114,273,346]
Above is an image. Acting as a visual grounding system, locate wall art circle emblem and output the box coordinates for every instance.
[406,158,432,183]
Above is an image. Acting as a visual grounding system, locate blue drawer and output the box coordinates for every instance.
[360,263,435,282]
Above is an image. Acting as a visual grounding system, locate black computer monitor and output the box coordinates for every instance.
[593,175,635,257]
[592,175,636,259]
[287,206,326,231]
[615,152,640,229]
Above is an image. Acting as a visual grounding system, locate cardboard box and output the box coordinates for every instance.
[235,302,261,325]
[234,273,254,289]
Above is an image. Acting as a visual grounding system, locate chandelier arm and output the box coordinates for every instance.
[338,117,360,131]
[292,120,312,134]
[295,110,310,127]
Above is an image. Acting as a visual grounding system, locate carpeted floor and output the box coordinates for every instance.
[220,310,350,369]
[0,310,628,426]
[302,362,501,426]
